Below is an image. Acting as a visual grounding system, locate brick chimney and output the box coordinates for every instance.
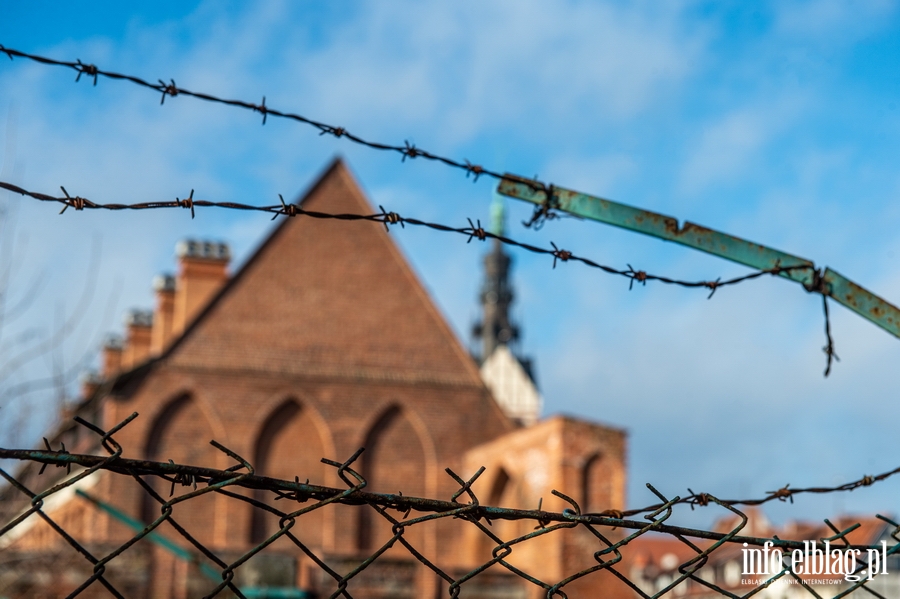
[121,310,153,370]
[80,370,102,399]
[151,274,176,355]
[102,335,124,378]
[172,240,230,337]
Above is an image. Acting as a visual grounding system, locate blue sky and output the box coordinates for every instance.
[1,1,900,528]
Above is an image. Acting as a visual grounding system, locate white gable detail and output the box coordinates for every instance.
[480,344,542,426]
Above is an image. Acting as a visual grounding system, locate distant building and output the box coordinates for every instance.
[473,195,542,427]
[628,508,900,598]
[0,160,627,599]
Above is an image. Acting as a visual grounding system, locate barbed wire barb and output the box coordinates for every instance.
[0,179,844,374]
[1,414,898,598]
[0,45,877,375]
[0,46,513,185]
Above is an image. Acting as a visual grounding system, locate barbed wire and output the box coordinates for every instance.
[0,46,508,186]
[4,445,899,540]
[0,46,844,375]
[0,178,838,375]
[0,178,818,296]
[0,45,892,599]
[2,413,898,599]
[6,429,897,526]
[0,45,602,236]
[628,464,900,518]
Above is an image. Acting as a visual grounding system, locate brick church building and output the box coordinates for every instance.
[0,160,627,598]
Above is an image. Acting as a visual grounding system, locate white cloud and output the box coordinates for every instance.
[679,104,799,194]
[541,153,638,196]
[1,1,899,526]
[775,0,897,39]
[261,1,708,147]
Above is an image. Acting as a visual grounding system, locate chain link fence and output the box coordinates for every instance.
[1,413,898,599]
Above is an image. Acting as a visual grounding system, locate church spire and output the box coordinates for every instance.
[473,194,518,362]
[473,194,542,426]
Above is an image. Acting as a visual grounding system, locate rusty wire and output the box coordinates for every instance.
[0,179,815,297]
[643,460,900,516]
[0,178,839,375]
[0,45,891,599]
[0,45,847,375]
[1,413,899,599]
[0,46,507,185]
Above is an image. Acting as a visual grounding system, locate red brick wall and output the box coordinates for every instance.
[249,399,330,548]
[81,160,634,598]
[141,393,222,548]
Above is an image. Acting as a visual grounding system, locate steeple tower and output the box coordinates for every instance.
[473,195,543,426]
[473,194,519,362]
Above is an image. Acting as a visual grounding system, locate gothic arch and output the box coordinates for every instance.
[479,466,523,555]
[143,393,191,462]
[582,452,608,513]
[144,386,228,448]
[249,390,337,459]
[355,402,438,492]
[358,404,401,459]
[254,400,297,473]
[142,392,190,524]
[140,392,219,547]
[356,404,429,552]
[248,398,332,545]
[488,468,511,507]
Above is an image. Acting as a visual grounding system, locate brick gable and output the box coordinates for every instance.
[3,159,630,599]
[167,159,484,387]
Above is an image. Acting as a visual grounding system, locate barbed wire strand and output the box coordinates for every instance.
[0,179,837,375]
[0,45,891,598]
[5,441,897,524]
[0,46,845,374]
[0,178,816,296]
[0,46,507,185]
[2,414,899,598]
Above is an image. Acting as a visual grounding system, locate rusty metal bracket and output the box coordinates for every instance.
[497,174,900,338]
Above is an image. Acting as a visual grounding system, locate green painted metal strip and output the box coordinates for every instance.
[823,268,900,335]
[239,588,310,599]
[497,174,900,339]
[75,489,220,581]
[75,490,312,598]
[498,175,815,284]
